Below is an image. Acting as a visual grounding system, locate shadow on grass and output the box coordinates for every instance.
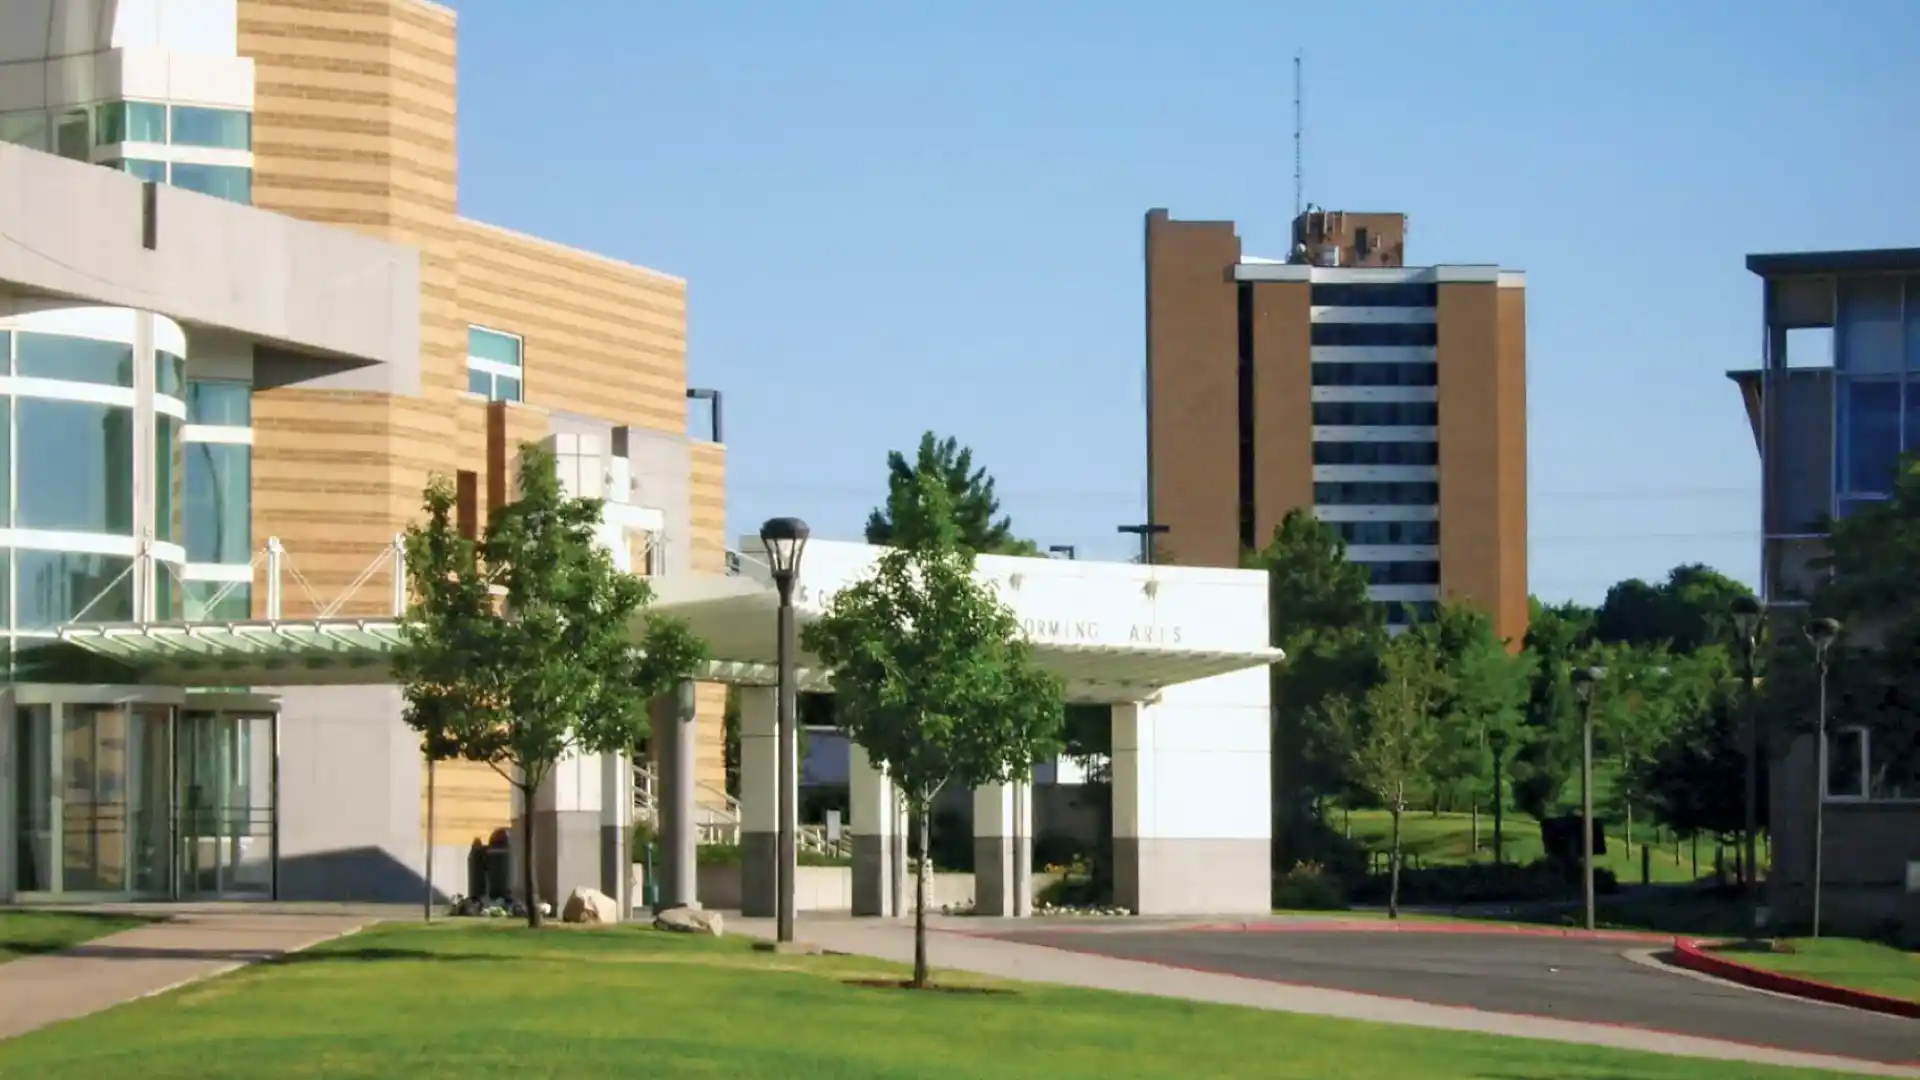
[842,978,1015,995]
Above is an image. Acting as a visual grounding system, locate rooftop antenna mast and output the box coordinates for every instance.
[1292,50,1304,221]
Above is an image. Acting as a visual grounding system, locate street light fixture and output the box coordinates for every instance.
[1488,728,1510,867]
[1803,615,1840,940]
[759,516,810,945]
[1728,594,1763,938]
[1569,665,1604,931]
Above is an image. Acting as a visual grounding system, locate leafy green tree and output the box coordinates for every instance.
[1246,510,1384,860]
[864,432,1038,554]
[395,444,708,928]
[1596,564,1755,654]
[806,471,1065,987]
[1412,601,1533,849]
[1331,631,1447,918]
[1635,673,1762,843]
[1512,599,1596,820]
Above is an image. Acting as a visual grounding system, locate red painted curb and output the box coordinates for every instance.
[1178,920,1678,944]
[1670,938,1920,1020]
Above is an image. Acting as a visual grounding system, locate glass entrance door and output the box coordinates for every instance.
[175,711,275,897]
[11,702,171,897]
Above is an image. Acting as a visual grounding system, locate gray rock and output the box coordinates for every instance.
[562,886,619,924]
[653,905,724,936]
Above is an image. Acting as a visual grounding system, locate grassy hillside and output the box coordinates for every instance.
[1330,809,1711,886]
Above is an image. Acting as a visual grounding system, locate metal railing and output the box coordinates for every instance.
[632,762,849,857]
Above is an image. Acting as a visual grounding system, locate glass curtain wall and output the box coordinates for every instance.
[1834,275,1920,518]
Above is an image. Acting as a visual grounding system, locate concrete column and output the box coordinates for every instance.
[891,785,910,917]
[654,680,699,910]
[529,748,611,912]
[737,685,780,917]
[599,749,630,916]
[849,744,895,916]
[973,782,1033,916]
[1110,668,1273,915]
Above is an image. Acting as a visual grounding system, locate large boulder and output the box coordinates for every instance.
[653,905,724,937]
[561,886,619,925]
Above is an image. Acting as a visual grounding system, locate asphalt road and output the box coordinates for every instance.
[993,927,1920,1065]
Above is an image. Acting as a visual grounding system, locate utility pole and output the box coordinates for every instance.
[1116,523,1170,566]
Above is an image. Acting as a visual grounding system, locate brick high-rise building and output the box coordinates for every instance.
[1145,207,1528,642]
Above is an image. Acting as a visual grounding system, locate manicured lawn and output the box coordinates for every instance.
[1735,938,1920,1003]
[1338,809,1703,885]
[0,922,1878,1080]
[0,911,148,962]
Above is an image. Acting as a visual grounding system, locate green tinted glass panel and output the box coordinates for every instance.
[170,163,251,205]
[16,332,134,387]
[156,415,182,543]
[0,111,49,151]
[112,159,168,183]
[495,375,522,403]
[55,110,89,160]
[17,399,135,534]
[154,567,182,621]
[156,351,186,397]
[185,582,251,622]
[0,397,9,528]
[16,551,134,629]
[186,380,250,426]
[468,327,522,368]
[0,330,8,374]
[466,367,491,396]
[95,101,167,144]
[169,106,250,150]
[185,443,251,564]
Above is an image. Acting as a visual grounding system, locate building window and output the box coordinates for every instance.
[95,101,168,145]
[185,443,252,564]
[16,399,134,535]
[0,110,49,151]
[467,326,524,402]
[1311,282,1437,307]
[185,581,252,621]
[1312,400,1437,426]
[156,416,182,545]
[553,433,604,499]
[170,163,252,205]
[1334,519,1438,546]
[1312,441,1438,466]
[169,106,251,151]
[1313,481,1439,506]
[1310,362,1437,388]
[1382,600,1438,626]
[55,109,89,160]
[1838,377,1901,495]
[102,159,168,183]
[1836,277,1903,374]
[1826,726,1920,802]
[1358,561,1441,586]
[16,551,134,629]
[15,332,134,387]
[1311,322,1438,348]
[186,380,251,426]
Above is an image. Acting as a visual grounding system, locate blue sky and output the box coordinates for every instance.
[451,0,1920,604]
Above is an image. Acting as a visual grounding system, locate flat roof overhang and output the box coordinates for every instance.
[1746,248,1920,278]
[0,143,420,389]
[54,576,1283,704]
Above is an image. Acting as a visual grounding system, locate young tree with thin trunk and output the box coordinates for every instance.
[1334,631,1446,919]
[395,444,707,928]
[806,471,1063,987]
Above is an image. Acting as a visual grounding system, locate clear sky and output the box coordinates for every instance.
[450,0,1920,604]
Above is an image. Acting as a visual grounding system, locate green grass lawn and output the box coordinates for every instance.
[1337,809,1706,885]
[1732,938,1920,1003]
[0,911,148,963]
[0,922,1884,1080]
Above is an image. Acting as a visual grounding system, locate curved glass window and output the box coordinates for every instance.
[185,582,251,621]
[156,415,182,544]
[16,551,134,629]
[170,163,251,205]
[15,333,134,387]
[95,101,167,145]
[156,351,186,398]
[185,443,251,564]
[104,159,168,183]
[186,381,250,426]
[17,399,134,534]
[154,567,183,621]
[169,107,250,151]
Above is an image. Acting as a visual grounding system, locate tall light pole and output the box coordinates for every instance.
[1803,616,1840,940]
[1728,594,1763,939]
[759,516,810,945]
[1117,523,1169,565]
[1570,665,1604,931]
[1488,728,1510,867]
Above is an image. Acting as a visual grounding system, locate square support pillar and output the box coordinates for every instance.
[973,782,1033,917]
[737,685,781,917]
[849,744,896,916]
[653,680,699,911]
[528,748,618,914]
[1111,672,1272,915]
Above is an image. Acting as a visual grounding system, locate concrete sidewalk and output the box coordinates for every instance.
[736,914,1919,1079]
[0,907,376,1040]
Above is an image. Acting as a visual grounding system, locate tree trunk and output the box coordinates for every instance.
[912,799,932,988]
[425,756,436,922]
[1624,800,1633,859]
[1470,802,1479,856]
[520,781,542,929]
[1387,792,1404,921]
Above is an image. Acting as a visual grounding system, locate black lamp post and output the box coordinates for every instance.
[1488,728,1510,867]
[1117,523,1170,565]
[1570,665,1604,931]
[759,516,810,945]
[1803,615,1840,940]
[1728,594,1763,937]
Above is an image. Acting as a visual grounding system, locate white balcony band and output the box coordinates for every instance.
[183,562,253,583]
[1310,345,1436,365]
[1311,426,1437,442]
[1312,505,1439,522]
[182,424,253,445]
[1234,263,1522,287]
[1310,306,1436,324]
[1345,544,1438,562]
[1367,584,1441,603]
[1310,386,1437,403]
[1313,465,1439,483]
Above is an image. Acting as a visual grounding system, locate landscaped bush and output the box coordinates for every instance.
[1345,859,1618,907]
[1272,860,1348,910]
[690,842,850,868]
[1036,856,1112,908]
